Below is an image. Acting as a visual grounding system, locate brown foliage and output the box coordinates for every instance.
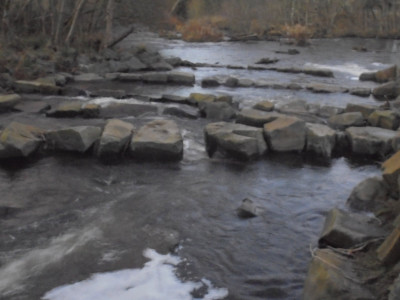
[170,17,223,42]
[282,24,313,46]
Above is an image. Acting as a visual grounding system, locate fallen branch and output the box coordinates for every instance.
[107,25,134,49]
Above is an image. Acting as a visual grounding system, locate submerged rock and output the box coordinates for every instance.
[0,122,43,158]
[163,105,199,120]
[130,120,183,161]
[305,123,336,158]
[46,126,101,153]
[204,122,267,160]
[97,119,135,160]
[263,116,306,152]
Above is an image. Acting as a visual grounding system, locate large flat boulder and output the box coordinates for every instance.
[347,176,389,212]
[100,103,158,118]
[13,80,61,95]
[306,83,347,94]
[319,208,384,248]
[303,249,375,300]
[263,116,306,152]
[46,102,83,118]
[237,109,282,127]
[97,119,135,160]
[368,110,400,130]
[130,120,183,161]
[198,101,235,121]
[0,94,21,112]
[328,112,365,130]
[205,122,267,160]
[305,123,336,158]
[345,103,377,118]
[0,122,44,158]
[168,71,196,85]
[345,126,396,157]
[45,126,101,153]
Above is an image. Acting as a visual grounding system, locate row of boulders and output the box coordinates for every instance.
[0,119,184,162]
[203,97,400,160]
[303,149,400,299]
[201,75,373,97]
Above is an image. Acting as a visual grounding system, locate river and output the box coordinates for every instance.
[0,34,398,299]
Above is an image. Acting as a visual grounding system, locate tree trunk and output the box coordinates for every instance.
[65,0,86,46]
[54,0,66,44]
[102,0,114,49]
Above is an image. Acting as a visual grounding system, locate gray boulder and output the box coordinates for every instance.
[163,106,199,120]
[205,122,267,160]
[345,126,397,157]
[275,99,308,114]
[117,73,143,82]
[14,80,61,95]
[306,83,347,93]
[201,77,220,87]
[318,106,345,118]
[159,94,189,105]
[349,88,371,97]
[73,73,104,82]
[0,94,21,112]
[224,76,239,87]
[347,176,389,212]
[367,110,400,130]
[372,81,400,100]
[46,102,83,118]
[188,93,216,106]
[0,122,43,158]
[167,71,195,85]
[253,100,275,112]
[305,123,336,158]
[130,120,183,161]
[237,198,258,218]
[46,126,101,153]
[319,208,384,248]
[142,72,168,84]
[92,89,126,99]
[263,116,306,152]
[237,109,282,127]
[97,119,134,160]
[198,102,236,121]
[345,103,377,118]
[328,112,365,130]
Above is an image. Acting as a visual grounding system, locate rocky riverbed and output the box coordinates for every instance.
[1,32,400,299]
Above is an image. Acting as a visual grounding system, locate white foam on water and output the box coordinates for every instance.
[0,227,101,296]
[304,62,372,77]
[88,97,157,107]
[42,249,228,300]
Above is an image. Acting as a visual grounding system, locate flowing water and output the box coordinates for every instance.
[1,35,399,299]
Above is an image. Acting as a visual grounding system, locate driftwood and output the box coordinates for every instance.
[107,25,134,49]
